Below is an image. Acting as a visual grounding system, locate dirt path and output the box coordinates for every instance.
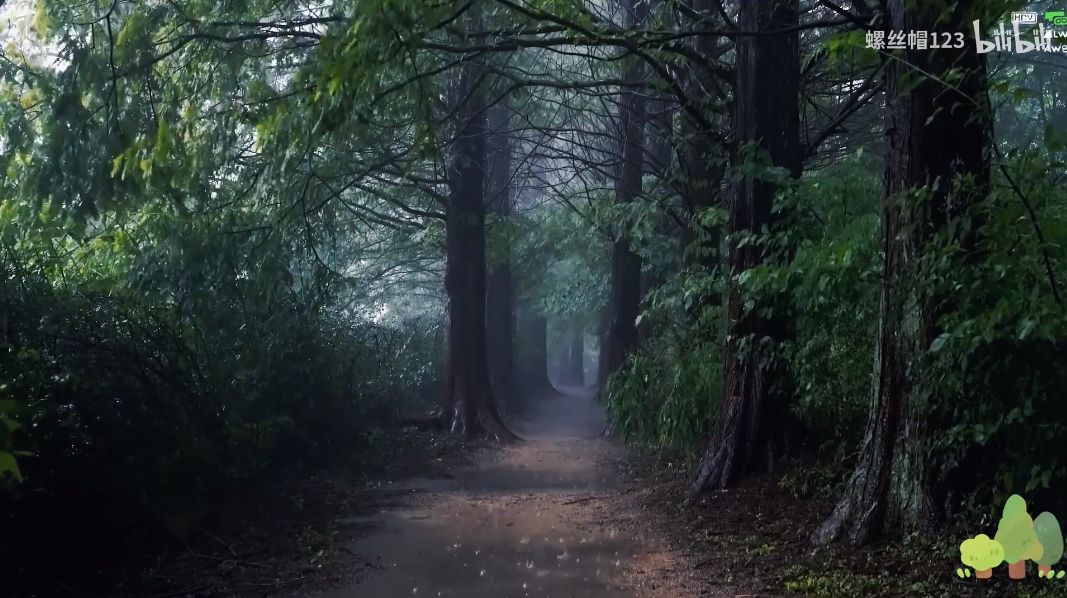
[316,388,700,598]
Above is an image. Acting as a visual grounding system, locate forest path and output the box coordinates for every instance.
[316,387,702,598]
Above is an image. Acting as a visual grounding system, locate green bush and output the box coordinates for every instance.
[0,201,445,592]
[605,332,722,457]
[922,150,1067,514]
[745,153,883,456]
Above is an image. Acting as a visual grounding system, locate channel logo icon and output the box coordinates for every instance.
[1012,11,1039,24]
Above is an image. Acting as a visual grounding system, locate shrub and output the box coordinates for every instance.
[605,332,722,457]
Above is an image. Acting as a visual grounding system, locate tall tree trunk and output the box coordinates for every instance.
[559,329,585,387]
[679,0,728,297]
[692,0,800,493]
[486,103,516,402]
[645,0,675,185]
[569,331,585,386]
[599,0,647,389]
[517,305,552,396]
[813,0,991,544]
[641,94,675,308]
[440,45,517,442]
[678,0,729,261]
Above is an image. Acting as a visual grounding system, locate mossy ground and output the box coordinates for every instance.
[627,450,1067,597]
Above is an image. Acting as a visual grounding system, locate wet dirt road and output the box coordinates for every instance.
[319,388,694,598]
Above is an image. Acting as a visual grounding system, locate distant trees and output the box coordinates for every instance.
[599,0,648,389]
[517,306,553,398]
[558,330,586,387]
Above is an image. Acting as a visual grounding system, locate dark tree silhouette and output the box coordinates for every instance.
[440,49,518,441]
[692,0,801,493]
[813,0,991,544]
[599,0,648,389]
[486,103,517,401]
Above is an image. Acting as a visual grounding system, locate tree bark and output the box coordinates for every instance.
[599,0,647,389]
[691,0,801,493]
[440,42,517,442]
[486,102,516,402]
[813,0,991,544]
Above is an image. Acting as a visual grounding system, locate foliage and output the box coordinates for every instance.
[0,396,26,484]
[0,232,445,587]
[1035,512,1064,568]
[537,206,610,334]
[0,6,448,583]
[4,0,1067,593]
[923,151,1067,513]
[959,533,1005,572]
[772,154,882,452]
[995,495,1044,564]
[604,275,723,456]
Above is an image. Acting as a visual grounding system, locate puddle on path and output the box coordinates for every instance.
[318,389,661,598]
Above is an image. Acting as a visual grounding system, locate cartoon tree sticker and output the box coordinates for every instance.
[959,534,1004,580]
[995,494,1044,579]
[1034,512,1064,577]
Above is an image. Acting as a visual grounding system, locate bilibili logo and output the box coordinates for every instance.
[957,495,1065,581]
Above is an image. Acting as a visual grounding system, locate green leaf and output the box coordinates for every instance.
[111,152,127,179]
[0,451,22,482]
[930,333,949,353]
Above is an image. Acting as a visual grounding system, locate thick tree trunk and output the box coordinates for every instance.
[486,103,516,402]
[599,0,647,389]
[813,0,990,544]
[601,240,642,386]
[440,49,517,442]
[692,0,800,493]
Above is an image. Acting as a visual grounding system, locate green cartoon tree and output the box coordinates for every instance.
[995,495,1045,579]
[1035,512,1064,577]
[960,534,1005,580]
